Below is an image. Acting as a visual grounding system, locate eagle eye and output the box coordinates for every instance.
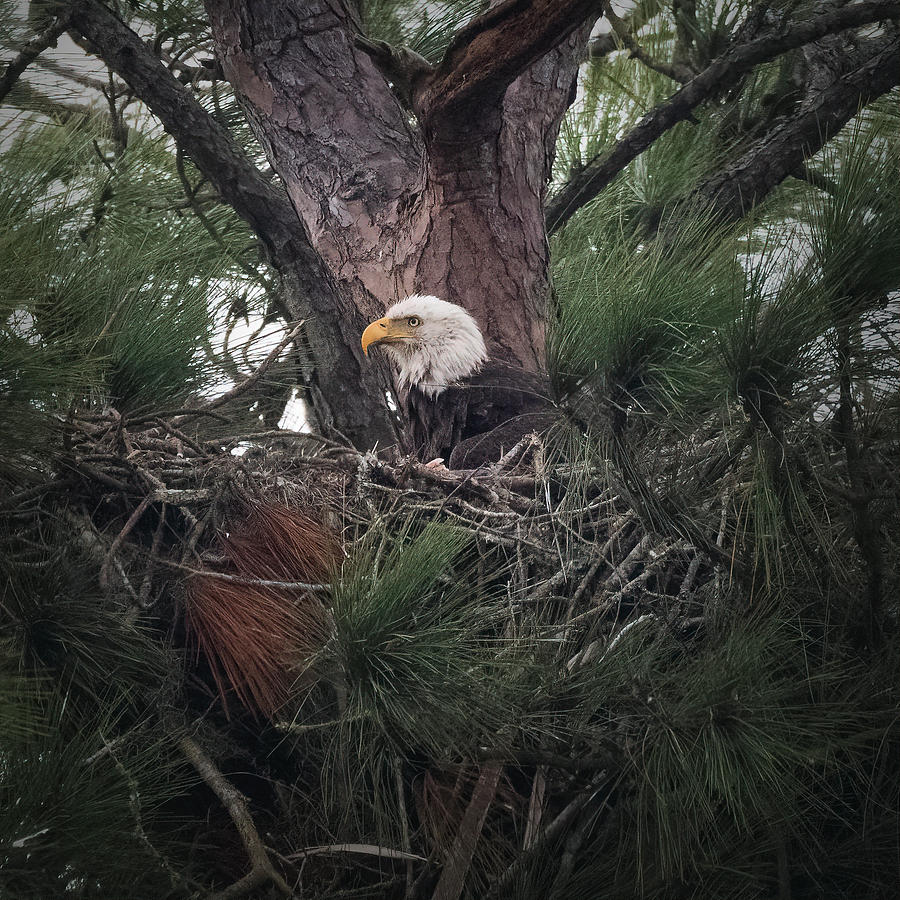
[407,316,421,327]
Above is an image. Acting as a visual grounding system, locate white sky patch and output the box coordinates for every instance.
[279,388,312,433]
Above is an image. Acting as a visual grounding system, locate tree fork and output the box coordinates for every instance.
[205,0,598,385]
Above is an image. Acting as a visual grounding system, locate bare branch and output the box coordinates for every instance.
[601,0,694,83]
[0,13,70,105]
[99,495,152,591]
[178,735,292,899]
[691,33,899,223]
[199,322,304,415]
[164,559,329,593]
[589,0,664,58]
[547,0,900,232]
[67,0,301,257]
[415,0,603,121]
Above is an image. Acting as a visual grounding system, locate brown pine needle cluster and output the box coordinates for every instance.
[185,504,340,719]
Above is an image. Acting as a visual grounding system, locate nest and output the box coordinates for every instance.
[1,394,721,726]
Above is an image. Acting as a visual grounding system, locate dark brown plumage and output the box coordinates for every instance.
[404,360,555,468]
[362,296,556,468]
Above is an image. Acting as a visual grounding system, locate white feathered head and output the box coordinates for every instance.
[361,294,487,398]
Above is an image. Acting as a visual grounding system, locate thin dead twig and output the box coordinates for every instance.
[487,776,607,898]
[185,322,304,419]
[601,0,695,82]
[137,502,167,609]
[178,734,292,899]
[99,495,152,591]
[159,557,329,592]
[0,13,71,104]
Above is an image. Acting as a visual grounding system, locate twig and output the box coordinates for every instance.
[525,558,588,604]
[159,558,329,592]
[0,14,71,105]
[589,0,662,59]
[137,502,167,609]
[178,734,292,899]
[286,843,425,863]
[601,532,655,592]
[99,495,152,591]
[0,478,75,511]
[547,0,900,231]
[486,777,607,899]
[104,734,188,891]
[153,418,210,458]
[127,407,232,426]
[176,322,304,422]
[548,794,606,900]
[712,485,731,607]
[566,557,603,621]
[69,460,136,493]
[678,548,703,598]
[175,146,272,292]
[601,0,694,83]
[431,764,502,900]
[491,433,539,473]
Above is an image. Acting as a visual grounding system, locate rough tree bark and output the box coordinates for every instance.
[546,0,900,232]
[63,0,897,454]
[68,0,398,448]
[203,0,598,379]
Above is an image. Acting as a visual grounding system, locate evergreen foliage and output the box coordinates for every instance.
[1,1,897,898]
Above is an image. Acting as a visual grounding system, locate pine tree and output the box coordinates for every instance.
[1,2,898,898]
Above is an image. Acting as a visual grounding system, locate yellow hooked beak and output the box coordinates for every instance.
[361,317,415,356]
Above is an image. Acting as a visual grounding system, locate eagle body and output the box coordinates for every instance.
[404,361,550,467]
[362,295,553,467]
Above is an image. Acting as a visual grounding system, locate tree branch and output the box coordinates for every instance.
[67,0,396,447]
[601,0,694,83]
[589,0,664,59]
[178,735,292,899]
[415,0,602,121]
[691,33,899,223]
[67,0,302,262]
[0,12,70,105]
[546,0,900,232]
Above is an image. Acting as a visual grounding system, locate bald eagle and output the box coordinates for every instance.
[362,295,553,468]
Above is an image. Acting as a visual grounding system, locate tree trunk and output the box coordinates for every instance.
[205,0,595,424]
[67,0,398,450]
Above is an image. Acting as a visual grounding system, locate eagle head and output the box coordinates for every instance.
[361,295,487,398]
